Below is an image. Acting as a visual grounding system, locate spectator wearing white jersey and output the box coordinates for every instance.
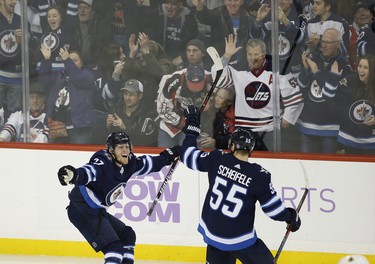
[303,0,349,56]
[214,34,304,151]
[0,82,49,143]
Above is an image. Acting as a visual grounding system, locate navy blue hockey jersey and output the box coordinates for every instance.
[335,74,375,150]
[180,135,291,251]
[69,150,171,209]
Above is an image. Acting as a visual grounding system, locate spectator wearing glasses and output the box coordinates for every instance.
[303,0,349,56]
[296,27,351,153]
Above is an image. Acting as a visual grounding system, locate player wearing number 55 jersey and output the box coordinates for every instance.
[180,106,301,264]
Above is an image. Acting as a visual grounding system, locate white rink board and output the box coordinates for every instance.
[0,148,374,255]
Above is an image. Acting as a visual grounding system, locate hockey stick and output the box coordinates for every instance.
[273,160,310,263]
[147,47,224,216]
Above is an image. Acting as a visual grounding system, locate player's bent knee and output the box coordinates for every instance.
[119,226,136,246]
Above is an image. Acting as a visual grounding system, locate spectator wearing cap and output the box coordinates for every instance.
[191,0,254,70]
[347,2,374,69]
[153,0,198,67]
[76,0,113,66]
[0,82,49,143]
[179,38,212,70]
[106,79,158,146]
[156,62,213,147]
[357,2,375,56]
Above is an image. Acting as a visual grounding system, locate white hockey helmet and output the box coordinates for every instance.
[338,255,369,264]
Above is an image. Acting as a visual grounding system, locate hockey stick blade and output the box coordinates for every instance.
[147,47,224,217]
[273,161,310,263]
[200,46,223,112]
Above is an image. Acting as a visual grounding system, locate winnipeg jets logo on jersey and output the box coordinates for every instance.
[55,87,70,108]
[41,32,60,52]
[0,30,19,57]
[107,184,125,205]
[309,80,324,103]
[349,100,373,124]
[278,34,291,59]
[245,81,271,109]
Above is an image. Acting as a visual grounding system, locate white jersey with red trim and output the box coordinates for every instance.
[214,60,304,132]
[157,67,212,137]
[0,111,49,142]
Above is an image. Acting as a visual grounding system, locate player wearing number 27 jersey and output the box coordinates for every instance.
[180,106,301,263]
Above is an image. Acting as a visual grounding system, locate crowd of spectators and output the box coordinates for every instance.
[0,0,375,154]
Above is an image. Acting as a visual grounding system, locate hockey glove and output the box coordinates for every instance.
[286,207,301,232]
[58,165,78,186]
[160,145,181,163]
[183,105,201,137]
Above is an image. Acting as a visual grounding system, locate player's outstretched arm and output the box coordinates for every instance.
[57,165,78,186]
[159,145,181,164]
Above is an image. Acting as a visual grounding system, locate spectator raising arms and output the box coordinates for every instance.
[37,0,79,71]
[192,0,254,69]
[250,0,306,75]
[154,0,198,67]
[39,44,96,144]
[123,32,175,108]
[296,28,351,153]
[215,34,304,151]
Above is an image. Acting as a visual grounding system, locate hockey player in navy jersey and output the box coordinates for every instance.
[180,105,301,264]
[57,132,180,264]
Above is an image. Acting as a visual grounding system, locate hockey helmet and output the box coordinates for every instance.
[338,255,369,264]
[106,132,132,151]
[228,128,256,152]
